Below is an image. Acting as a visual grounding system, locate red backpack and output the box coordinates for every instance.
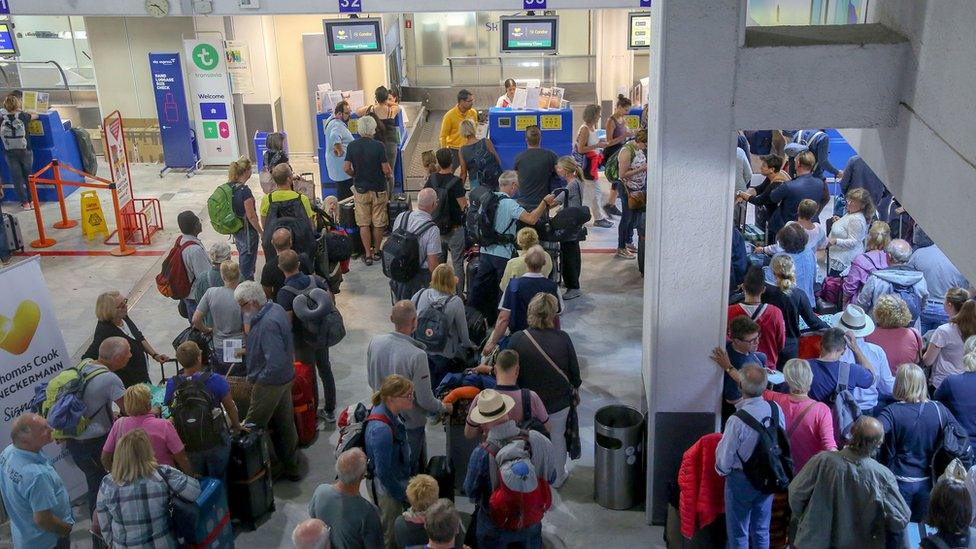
[483,433,552,531]
[156,236,199,299]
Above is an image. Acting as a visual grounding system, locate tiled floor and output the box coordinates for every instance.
[0,154,662,548]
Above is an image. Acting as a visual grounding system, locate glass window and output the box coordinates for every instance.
[6,16,94,88]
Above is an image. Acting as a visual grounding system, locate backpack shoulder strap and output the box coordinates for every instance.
[733,408,765,434]
[398,211,411,231]
[837,362,851,391]
[365,412,394,430]
[278,285,299,297]
[787,400,819,439]
[750,304,766,320]
[414,220,439,237]
[522,389,531,422]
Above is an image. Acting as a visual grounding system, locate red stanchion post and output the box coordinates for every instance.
[51,161,78,230]
[28,173,56,248]
[108,186,134,257]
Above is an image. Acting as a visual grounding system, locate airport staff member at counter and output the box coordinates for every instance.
[440,89,479,171]
[496,79,517,108]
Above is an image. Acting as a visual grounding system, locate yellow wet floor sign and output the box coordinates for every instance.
[80,190,109,240]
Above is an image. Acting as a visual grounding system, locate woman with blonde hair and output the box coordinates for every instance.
[924,291,976,389]
[2,93,38,209]
[763,359,836,472]
[499,226,553,291]
[458,118,501,190]
[554,155,587,299]
[865,294,923,374]
[95,429,201,548]
[83,290,169,386]
[934,336,976,439]
[100,384,194,474]
[762,254,829,366]
[394,474,464,548]
[411,264,472,388]
[575,105,612,229]
[364,374,415,548]
[826,187,875,276]
[843,220,891,302]
[509,293,581,488]
[879,363,965,522]
[226,156,262,280]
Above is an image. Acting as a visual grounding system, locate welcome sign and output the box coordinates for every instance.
[0,258,86,499]
[183,38,240,165]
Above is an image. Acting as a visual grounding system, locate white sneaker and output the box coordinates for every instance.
[563,288,582,300]
[615,249,636,259]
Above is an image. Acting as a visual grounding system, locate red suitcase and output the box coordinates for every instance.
[293,361,317,447]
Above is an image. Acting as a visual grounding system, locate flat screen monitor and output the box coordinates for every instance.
[628,12,651,50]
[323,18,383,55]
[500,16,558,54]
[0,23,17,57]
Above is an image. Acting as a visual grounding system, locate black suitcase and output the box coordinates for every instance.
[338,199,357,228]
[425,456,455,501]
[446,405,480,494]
[228,429,275,529]
[3,212,23,254]
[387,193,411,224]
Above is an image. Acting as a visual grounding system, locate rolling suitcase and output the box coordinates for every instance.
[387,193,412,225]
[446,401,480,493]
[293,361,318,447]
[3,212,23,254]
[337,198,365,257]
[185,477,234,548]
[425,455,455,501]
[228,428,275,529]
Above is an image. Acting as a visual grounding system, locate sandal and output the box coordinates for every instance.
[364,256,374,266]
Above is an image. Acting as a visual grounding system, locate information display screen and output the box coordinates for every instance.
[324,18,383,55]
[0,23,17,56]
[500,16,558,53]
[628,12,651,49]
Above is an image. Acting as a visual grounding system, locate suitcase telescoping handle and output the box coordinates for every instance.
[158,359,181,383]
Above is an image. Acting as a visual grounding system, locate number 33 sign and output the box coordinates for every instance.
[523,0,545,9]
[338,0,361,12]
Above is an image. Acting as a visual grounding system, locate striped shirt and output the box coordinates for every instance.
[96,465,201,549]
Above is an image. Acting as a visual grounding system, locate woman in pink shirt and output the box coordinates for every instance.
[763,359,836,472]
[101,385,194,474]
[865,294,923,375]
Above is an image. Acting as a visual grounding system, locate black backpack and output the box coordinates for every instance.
[413,290,456,353]
[382,212,438,283]
[170,373,227,452]
[468,139,501,189]
[428,175,461,234]
[279,276,346,349]
[466,186,515,248]
[733,403,793,494]
[262,193,316,266]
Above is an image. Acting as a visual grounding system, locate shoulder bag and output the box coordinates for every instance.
[524,329,581,459]
[159,467,200,543]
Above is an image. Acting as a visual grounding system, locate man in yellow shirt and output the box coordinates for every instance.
[439,89,478,171]
[259,164,315,226]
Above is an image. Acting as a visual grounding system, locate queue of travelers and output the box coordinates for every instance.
[710,137,976,548]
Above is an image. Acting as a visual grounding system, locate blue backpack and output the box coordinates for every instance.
[890,281,921,325]
[831,362,862,443]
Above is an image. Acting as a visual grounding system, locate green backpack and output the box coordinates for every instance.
[207,183,244,235]
[31,359,110,440]
[604,142,636,182]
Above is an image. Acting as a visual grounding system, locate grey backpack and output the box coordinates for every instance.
[832,362,862,443]
[1,114,27,150]
[279,277,346,349]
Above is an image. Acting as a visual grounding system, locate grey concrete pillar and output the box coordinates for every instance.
[643,0,742,524]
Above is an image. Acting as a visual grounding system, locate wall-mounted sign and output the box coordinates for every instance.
[515,115,537,131]
[225,40,254,94]
[182,38,240,164]
[0,0,10,15]
[640,0,651,7]
[500,16,558,54]
[539,114,562,131]
[523,0,546,9]
[628,12,651,49]
[324,18,383,55]
[337,0,362,13]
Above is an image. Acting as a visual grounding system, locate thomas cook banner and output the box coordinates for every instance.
[0,257,86,498]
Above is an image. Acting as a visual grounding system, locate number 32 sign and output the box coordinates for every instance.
[523,0,545,9]
[339,0,361,12]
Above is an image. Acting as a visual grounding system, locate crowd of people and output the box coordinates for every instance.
[709,130,976,548]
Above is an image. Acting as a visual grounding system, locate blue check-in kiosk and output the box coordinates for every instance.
[487,107,574,169]
[316,110,407,197]
[0,110,84,203]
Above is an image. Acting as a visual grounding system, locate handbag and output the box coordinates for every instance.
[159,467,199,543]
[523,330,582,460]
[224,361,254,405]
[932,402,974,480]
[627,190,647,211]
